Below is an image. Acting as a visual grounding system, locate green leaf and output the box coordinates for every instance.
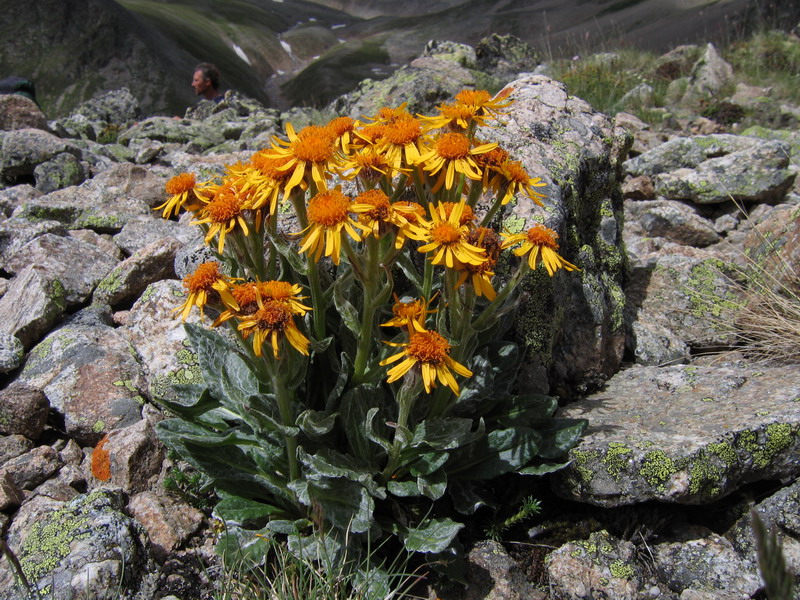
[271,230,308,275]
[408,451,449,477]
[387,479,421,497]
[340,385,390,461]
[491,394,559,428]
[417,469,447,500]
[297,447,386,499]
[447,427,542,480]
[214,494,288,528]
[395,251,422,291]
[534,418,588,459]
[287,530,343,562]
[518,459,572,476]
[296,410,337,437]
[289,477,374,533]
[396,517,463,554]
[410,418,481,450]
[333,273,361,336]
[215,527,270,569]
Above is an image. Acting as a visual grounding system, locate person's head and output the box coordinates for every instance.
[192,63,221,99]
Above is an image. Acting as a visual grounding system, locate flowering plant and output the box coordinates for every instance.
[154,88,587,570]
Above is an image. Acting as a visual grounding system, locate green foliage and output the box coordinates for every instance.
[726,30,800,104]
[484,495,542,541]
[215,525,426,600]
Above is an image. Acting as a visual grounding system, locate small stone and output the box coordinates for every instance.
[0,381,49,439]
[0,331,24,373]
[128,491,204,559]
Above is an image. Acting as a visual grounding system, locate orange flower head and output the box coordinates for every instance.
[298,189,366,265]
[442,201,475,226]
[165,172,195,195]
[307,188,352,227]
[251,151,293,181]
[435,132,471,159]
[467,226,502,260]
[292,125,335,163]
[237,298,310,358]
[176,261,239,321]
[381,294,437,332]
[184,262,224,293]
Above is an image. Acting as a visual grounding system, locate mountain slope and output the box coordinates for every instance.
[3,0,798,117]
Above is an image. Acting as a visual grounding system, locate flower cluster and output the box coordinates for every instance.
[161,87,578,399]
[154,88,587,562]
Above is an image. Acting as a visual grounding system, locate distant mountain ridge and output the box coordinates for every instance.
[1,0,797,118]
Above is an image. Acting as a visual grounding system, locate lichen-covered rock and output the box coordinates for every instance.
[655,140,795,204]
[726,478,800,583]
[625,200,720,247]
[546,530,643,600]
[49,88,141,141]
[480,75,630,395]
[12,162,165,232]
[329,41,481,119]
[113,214,199,256]
[92,418,165,495]
[552,362,800,506]
[119,116,226,151]
[0,128,81,185]
[18,322,146,445]
[124,279,205,403]
[625,250,743,359]
[93,237,182,308]
[475,34,539,83]
[0,489,155,600]
[0,265,67,349]
[683,43,734,102]
[7,233,119,306]
[0,183,41,217]
[0,331,24,374]
[32,151,86,193]
[653,533,760,598]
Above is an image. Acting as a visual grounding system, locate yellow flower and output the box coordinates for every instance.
[455,228,502,300]
[244,151,295,214]
[265,122,339,197]
[351,189,423,240]
[237,297,310,359]
[375,113,426,171]
[214,280,313,327]
[501,224,579,276]
[415,202,486,268]
[325,116,356,152]
[191,182,252,253]
[489,159,546,206]
[380,329,472,395]
[420,89,514,131]
[155,173,200,218]
[340,146,397,183]
[415,132,497,192]
[175,261,239,321]
[297,188,366,265]
[380,294,437,333]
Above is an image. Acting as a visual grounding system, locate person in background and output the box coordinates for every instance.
[191,63,224,103]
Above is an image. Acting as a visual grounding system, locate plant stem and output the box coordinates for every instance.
[272,369,300,482]
[352,236,380,384]
[290,192,327,341]
[383,381,419,479]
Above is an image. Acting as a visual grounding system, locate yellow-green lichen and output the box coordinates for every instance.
[97,266,124,294]
[113,379,137,392]
[689,455,722,496]
[753,423,794,469]
[640,450,677,489]
[501,214,526,234]
[708,441,737,466]
[602,442,632,481]
[92,420,105,433]
[19,504,92,582]
[570,448,600,484]
[609,560,634,580]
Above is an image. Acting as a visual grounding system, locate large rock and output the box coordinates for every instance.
[0,95,49,132]
[330,40,483,119]
[0,490,155,600]
[0,382,49,439]
[124,279,205,403]
[552,362,800,507]
[683,43,734,102]
[624,134,796,205]
[0,265,66,350]
[12,163,165,232]
[0,128,81,185]
[32,151,87,193]
[0,216,65,264]
[7,233,119,306]
[481,75,630,396]
[49,88,141,141]
[624,199,720,247]
[18,322,146,444]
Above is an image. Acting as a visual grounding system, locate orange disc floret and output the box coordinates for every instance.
[435,132,472,159]
[407,330,451,363]
[91,435,112,481]
[291,126,335,163]
[383,116,422,145]
[355,189,390,220]
[467,226,502,260]
[442,201,475,226]
[526,224,559,248]
[307,189,352,227]
[455,89,492,106]
[250,152,293,180]
[326,116,355,138]
[165,172,196,195]
[184,262,223,294]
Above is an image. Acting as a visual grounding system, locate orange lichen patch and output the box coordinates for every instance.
[91,435,111,481]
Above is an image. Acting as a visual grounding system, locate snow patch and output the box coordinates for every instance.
[332,24,346,29]
[280,40,293,55]
[232,43,251,66]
